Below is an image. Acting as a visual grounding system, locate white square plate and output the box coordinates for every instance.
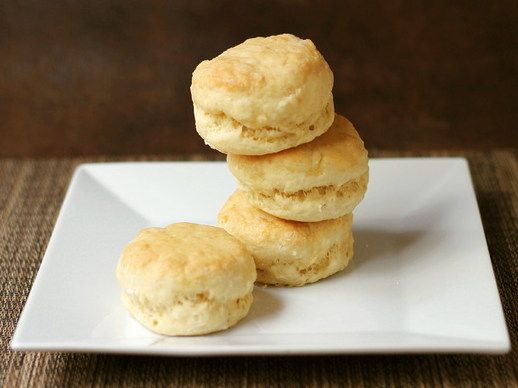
[11,158,510,355]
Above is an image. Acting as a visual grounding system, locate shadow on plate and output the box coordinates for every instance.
[243,287,283,322]
[333,228,432,278]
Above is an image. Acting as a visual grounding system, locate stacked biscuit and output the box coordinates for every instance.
[115,34,369,338]
[192,34,369,286]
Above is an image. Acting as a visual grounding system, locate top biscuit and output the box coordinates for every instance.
[191,34,334,155]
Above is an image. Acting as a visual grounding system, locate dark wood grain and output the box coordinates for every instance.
[0,1,517,156]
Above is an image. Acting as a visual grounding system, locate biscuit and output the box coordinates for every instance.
[116,223,256,335]
[191,34,334,155]
[218,191,354,286]
[227,114,369,222]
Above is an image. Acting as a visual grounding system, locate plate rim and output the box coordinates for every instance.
[10,157,511,355]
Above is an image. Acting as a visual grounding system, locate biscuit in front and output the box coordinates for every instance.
[218,191,354,286]
[191,34,334,155]
[116,223,256,335]
[227,114,369,222]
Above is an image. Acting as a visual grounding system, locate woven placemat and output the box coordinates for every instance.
[1,151,516,386]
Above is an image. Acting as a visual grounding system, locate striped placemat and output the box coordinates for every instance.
[1,150,516,386]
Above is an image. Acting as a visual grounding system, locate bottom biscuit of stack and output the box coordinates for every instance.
[218,190,354,287]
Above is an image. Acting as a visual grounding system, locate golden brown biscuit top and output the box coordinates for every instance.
[227,115,369,191]
[116,223,256,294]
[192,34,328,94]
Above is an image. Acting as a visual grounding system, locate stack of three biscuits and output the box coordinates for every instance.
[191,34,369,286]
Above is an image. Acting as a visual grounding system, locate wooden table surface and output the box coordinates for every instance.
[0,1,516,157]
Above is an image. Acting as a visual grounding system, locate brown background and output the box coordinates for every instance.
[1,1,517,157]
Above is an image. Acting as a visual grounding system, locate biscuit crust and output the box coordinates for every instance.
[227,115,369,221]
[191,34,334,155]
[116,223,256,335]
[218,191,353,286]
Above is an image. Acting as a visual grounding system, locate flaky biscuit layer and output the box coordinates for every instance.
[116,223,256,335]
[218,191,354,286]
[191,34,334,155]
[228,115,369,221]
